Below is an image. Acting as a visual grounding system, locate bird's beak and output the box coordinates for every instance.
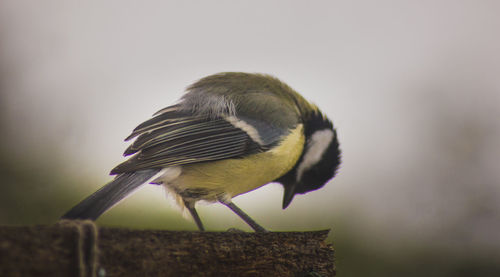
[282,184,297,209]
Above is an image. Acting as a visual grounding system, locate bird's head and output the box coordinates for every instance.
[276,109,341,209]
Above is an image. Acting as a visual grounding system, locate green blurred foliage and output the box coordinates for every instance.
[1,147,500,276]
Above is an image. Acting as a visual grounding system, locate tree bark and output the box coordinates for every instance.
[0,221,335,276]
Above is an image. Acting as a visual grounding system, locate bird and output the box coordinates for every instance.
[61,72,341,232]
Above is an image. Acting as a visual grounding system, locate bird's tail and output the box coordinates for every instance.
[61,169,162,220]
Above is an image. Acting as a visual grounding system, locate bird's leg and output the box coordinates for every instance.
[220,200,268,232]
[185,201,205,231]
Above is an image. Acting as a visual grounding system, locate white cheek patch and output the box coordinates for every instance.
[296,129,335,182]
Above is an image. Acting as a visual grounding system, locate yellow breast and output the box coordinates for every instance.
[173,124,304,201]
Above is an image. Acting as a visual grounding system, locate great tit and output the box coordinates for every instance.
[62,72,341,232]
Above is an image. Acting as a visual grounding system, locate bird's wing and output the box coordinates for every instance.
[110,105,288,174]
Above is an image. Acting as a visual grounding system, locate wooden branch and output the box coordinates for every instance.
[0,221,335,276]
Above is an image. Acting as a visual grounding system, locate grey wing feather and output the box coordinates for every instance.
[61,169,160,220]
[237,115,289,146]
[110,106,269,174]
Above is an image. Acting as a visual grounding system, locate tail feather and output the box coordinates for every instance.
[61,169,161,220]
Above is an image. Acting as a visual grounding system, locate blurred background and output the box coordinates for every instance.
[1,0,499,276]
